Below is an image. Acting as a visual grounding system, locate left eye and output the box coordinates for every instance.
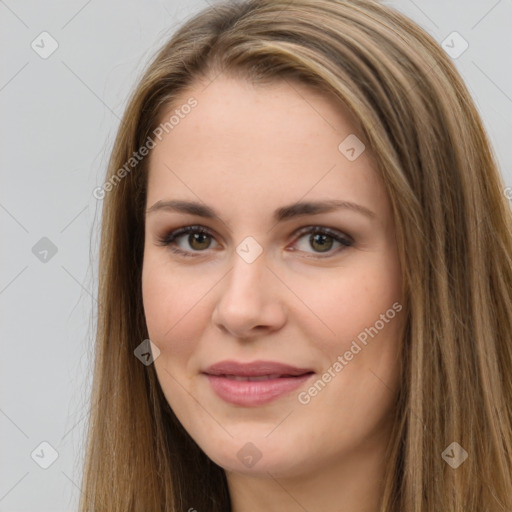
[156,225,353,257]
[291,226,353,256]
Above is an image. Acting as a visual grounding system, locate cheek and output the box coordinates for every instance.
[293,254,402,347]
[142,256,190,350]
[141,254,218,364]
[142,257,212,434]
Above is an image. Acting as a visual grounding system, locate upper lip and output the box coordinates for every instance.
[203,360,314,377]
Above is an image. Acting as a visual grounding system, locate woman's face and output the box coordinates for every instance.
[142,75,404,478]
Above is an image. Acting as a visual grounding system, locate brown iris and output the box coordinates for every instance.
[309,233,333,252]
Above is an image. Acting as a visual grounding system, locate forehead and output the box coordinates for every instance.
[153,74,366,154]
[145,75,388,220]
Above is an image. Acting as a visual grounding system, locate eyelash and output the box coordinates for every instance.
[155,224,353,259]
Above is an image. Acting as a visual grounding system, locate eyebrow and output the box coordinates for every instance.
[146,199,375,222]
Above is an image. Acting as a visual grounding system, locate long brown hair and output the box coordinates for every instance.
[80,0,512,510]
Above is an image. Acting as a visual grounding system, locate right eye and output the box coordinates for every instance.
[156,225,220,257]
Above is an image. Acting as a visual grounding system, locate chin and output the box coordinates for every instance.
[197,434,308,478]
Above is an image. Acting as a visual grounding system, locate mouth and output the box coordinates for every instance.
[217,374,308,381]
[202,360,315,406]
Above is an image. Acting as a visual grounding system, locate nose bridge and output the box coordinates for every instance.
[212,244,286,336]
[224,247,267,301]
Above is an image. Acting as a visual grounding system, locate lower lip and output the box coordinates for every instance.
[204,373,314,406]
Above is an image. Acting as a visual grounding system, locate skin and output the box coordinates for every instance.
[142,74,404,512]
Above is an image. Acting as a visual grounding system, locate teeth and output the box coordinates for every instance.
[225,374,282,381]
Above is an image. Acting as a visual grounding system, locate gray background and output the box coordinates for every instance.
[1,0,511,510]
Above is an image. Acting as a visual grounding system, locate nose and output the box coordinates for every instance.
[211,250,287,339]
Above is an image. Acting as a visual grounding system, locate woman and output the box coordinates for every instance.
[81,0,512,510]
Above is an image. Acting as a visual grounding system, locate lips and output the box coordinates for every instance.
[202,360,315,406]
[204,360,314,378]
[221,374,285,381]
